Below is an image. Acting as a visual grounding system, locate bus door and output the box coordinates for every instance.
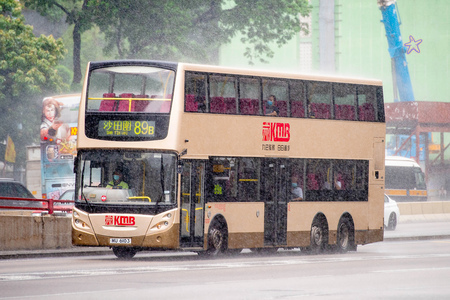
[262,159,288,246]
[180,161,205,248]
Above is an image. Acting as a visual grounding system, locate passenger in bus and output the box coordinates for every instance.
[334,174,343,190]
[265,95,279,116]
[106,170,129,189]
[291,175,303,200]
[323,174,342,190]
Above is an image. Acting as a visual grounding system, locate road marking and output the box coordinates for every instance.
[374,267,450,273]
[1,252,450,282]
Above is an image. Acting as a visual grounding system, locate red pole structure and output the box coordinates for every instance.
[48,198,54,215]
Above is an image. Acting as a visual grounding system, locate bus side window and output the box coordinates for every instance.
[289,80,306,118]
[239,77,260,115]
[262,79,289,117]
[185,72,206,112]
[308,82,331,119]
[209,158,237,202]
[334,83,356,121]
[357,86,377,121]
[210,75,236,114]
[237,158,260,202]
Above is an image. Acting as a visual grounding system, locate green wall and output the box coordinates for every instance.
[219,0,450,103]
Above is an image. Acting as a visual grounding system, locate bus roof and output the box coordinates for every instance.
[179,62,383,86]
[385,156,421,168]
[87,60,383,86]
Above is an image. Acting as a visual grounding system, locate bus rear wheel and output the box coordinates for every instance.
[337,218,354,253]
[112,247,137,259]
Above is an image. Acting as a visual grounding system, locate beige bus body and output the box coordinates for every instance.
[73,62,385,254]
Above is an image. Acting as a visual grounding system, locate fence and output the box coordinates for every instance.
[0,197,74,215]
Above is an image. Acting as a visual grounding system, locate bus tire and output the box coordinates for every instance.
[112,247,137,259]
[337,217,354,253]
[387,213,397,230]
[309,218,328,253]
[206,221,228,256]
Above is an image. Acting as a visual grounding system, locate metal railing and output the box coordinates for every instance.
[0,196,74,215]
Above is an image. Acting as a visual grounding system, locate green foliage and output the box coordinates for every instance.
[90,0,311,64]
[24,0,311,82]
[0,0,67,166]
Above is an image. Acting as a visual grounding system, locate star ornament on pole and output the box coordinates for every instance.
[404,35,423,54]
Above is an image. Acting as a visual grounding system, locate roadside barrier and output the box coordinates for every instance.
[0,197,74,215]
[397,201,450,215]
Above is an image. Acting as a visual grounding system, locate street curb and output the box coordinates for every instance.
[383,235,450,242]
[0,248,111,260]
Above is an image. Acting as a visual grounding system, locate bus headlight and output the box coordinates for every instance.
[153,221,170,230]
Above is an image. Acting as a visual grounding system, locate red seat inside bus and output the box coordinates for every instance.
[133,95,149,111]
[116,93,135,112]
[240,98,259,115]
[310,103,331,119]
[224,97,237,114]
[277,101,287,117]
[335,104,355,120]
[211,97,225,113]
[359,103,375,121]
[185,94,198,112]
[291,101,305,118]
[99,93,117,111]
[307,173,319,190]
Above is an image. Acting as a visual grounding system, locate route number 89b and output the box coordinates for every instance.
[134,121,155,136]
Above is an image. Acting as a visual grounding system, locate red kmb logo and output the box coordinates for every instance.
[105,215,136,226]
[262,122,290,142]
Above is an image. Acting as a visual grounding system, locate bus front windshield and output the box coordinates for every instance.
[76,150,176,206]
[87,65,175,113]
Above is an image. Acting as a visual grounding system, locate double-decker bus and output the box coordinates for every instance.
[40,94,80,200]
[72,60,386,258]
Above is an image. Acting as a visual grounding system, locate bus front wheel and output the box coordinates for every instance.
[309,219,327,253]
[112,247,137,259]
[206,222,228,256]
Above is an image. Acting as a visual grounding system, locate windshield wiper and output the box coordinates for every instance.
[80,160,92,210]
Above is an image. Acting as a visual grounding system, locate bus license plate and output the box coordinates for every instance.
[110,238,131,244]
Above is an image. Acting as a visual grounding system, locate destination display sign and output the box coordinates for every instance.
[98,120,155,137]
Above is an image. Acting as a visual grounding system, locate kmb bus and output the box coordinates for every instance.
[72,60,386,258]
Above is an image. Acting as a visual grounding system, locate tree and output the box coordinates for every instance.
[23,0,93,87]
[0,0,66,167]
[25,0,311,86]
[92,0,311,64]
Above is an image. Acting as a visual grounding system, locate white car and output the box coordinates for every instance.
[384,194,400,230]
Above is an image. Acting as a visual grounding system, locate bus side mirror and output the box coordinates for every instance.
[73,156,78,174]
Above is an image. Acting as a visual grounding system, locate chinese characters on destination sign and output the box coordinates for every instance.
[98,120,155,137]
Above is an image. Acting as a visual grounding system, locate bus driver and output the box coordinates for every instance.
[107,170,129,189]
